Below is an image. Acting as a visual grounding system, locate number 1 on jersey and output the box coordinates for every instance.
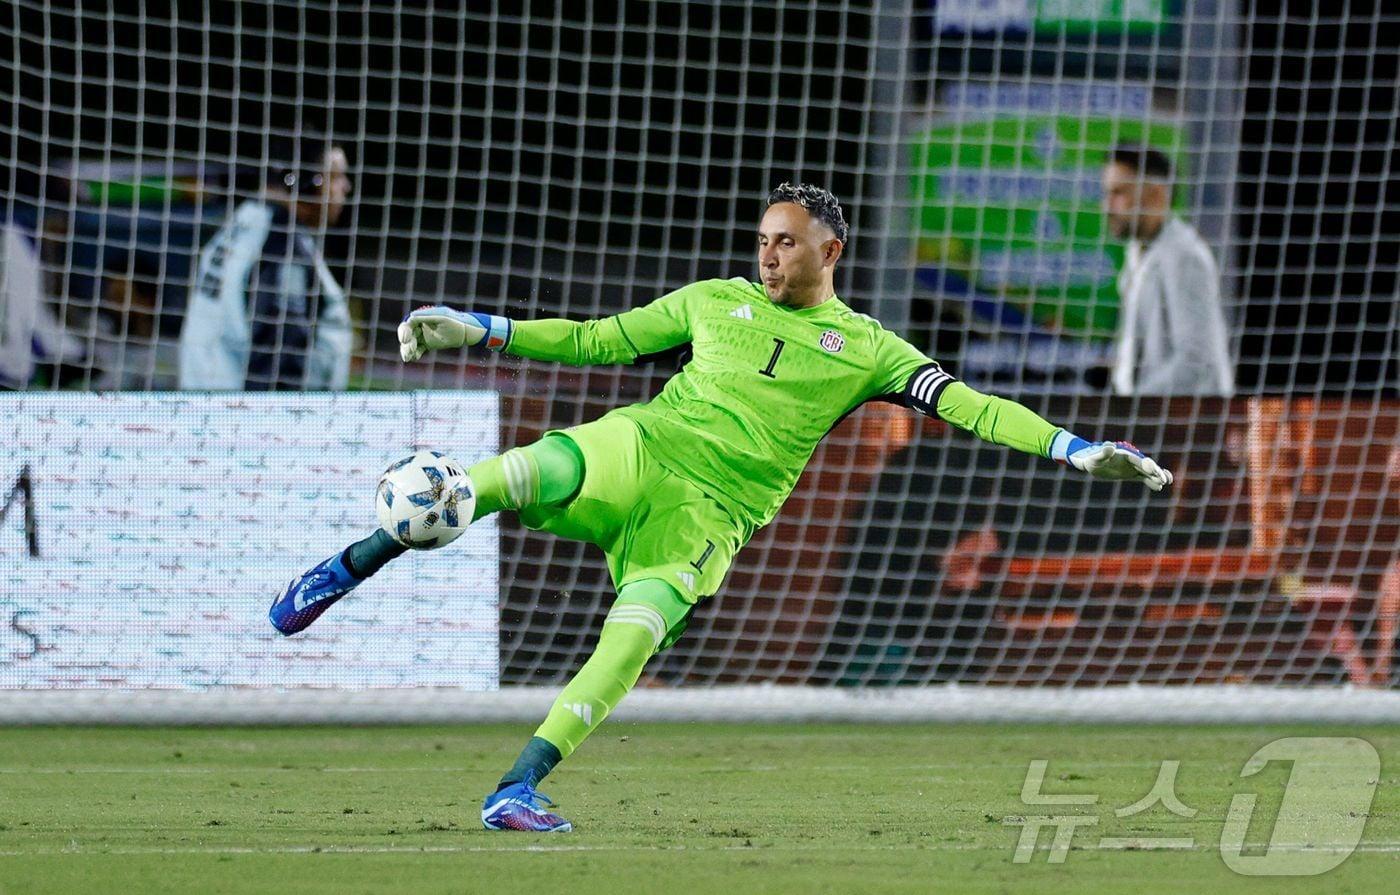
[758,338,785,379]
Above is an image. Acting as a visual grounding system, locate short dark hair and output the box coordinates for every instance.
[766,182,849,243]
[1109,144,1173,181]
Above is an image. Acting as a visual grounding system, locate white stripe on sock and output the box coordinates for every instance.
[605,607,666,637]
[604,617,665,649]
[514,452,532,505]
[503,451,533,507]
[499,453,521,507]
[605,605,667,647]
[509,451,526,507]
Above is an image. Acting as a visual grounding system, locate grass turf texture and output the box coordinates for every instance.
[0,723,1396,894]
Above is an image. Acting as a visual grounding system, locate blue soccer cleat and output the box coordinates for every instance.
[481,782,573,832]
[268,551,363,636]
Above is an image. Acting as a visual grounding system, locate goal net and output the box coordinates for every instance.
[2,3,1397,723]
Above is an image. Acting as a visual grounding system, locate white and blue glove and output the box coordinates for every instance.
[397,306,512,362]
[1050,431,1174,492]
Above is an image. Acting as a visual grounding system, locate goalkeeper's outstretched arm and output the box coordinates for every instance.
[399,289,694,367]
[895,362,1173,492]
[398,307,637,366]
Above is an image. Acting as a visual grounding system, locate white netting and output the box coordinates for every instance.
[1,3,1397,721]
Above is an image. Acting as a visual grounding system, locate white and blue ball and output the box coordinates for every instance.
[376,450,475,549]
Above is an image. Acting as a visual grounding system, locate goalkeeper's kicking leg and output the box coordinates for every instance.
[268,435,585,635]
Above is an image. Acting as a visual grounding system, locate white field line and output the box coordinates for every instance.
[4,842,1400,857]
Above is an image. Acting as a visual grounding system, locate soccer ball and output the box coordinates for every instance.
[375,450,475,549]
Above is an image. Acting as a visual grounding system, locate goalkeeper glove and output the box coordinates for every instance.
[398,306,512,362]
[1050,431,1174,492]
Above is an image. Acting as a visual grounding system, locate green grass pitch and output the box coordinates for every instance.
[0,723,1396,893]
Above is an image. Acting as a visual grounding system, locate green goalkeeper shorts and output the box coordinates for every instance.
[518,411,750,650]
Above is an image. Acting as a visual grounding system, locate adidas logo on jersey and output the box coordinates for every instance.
[675,570,696,590]
[729,304,753,319]
[564,702,593,725]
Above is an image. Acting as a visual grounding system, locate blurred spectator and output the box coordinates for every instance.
[0,213,85,389]
[178,138,354,390]
[90,274,180,390]
[1102,145,1235,397]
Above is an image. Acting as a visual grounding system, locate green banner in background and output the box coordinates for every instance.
[934,0,1173,39]
[912,81,1186,340]
[1034,0,1167,34]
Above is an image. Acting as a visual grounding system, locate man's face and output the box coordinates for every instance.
[321,147,352,224]
[756,202,840,306]
[297,147,353,227]
[1102,161,1167,240]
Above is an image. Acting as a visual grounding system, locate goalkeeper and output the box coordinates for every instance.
[268,183,1173,833]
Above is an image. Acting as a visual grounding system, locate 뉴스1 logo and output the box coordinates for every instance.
[820,330,845,353]
[1003,737,1381,875]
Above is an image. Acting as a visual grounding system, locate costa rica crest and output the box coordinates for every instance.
[819,330,845,353]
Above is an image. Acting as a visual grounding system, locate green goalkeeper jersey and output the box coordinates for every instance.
[505,277,1061,529]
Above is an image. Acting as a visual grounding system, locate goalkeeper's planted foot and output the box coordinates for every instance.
[268,551,363,636]
[481,781,574,832]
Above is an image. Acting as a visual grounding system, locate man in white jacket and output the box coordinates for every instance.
[1103,145,1235,397]
[179,139,353,391]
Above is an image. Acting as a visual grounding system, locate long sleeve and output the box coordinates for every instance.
[504,279,707,366]
[179,202,272,390]
[933,381,1061,458]
[871,326,1062,459]
[505,316,646,366]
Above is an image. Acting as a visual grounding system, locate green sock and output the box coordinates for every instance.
[469,434,584,522]
[497,583,677,789]
[532,619,654,759]
[342,436,584,580]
